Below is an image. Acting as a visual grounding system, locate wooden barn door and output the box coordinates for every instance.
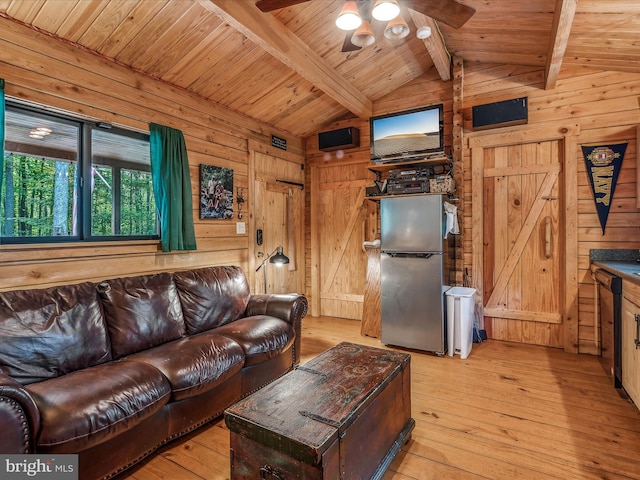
[481,140,564,346]
[309,162,376,319]
[251,149,304,295]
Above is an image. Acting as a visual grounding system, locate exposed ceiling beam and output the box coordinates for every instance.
[545,0,577,90]
[409,11,451,81]
[404,0,475,29]
[199,0,373,120]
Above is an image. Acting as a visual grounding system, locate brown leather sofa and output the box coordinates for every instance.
[0,265,307,479]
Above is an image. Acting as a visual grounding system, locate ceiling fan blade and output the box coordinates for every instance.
[255,0,310,12]
[404,0,476,28]
[341,31,362,53]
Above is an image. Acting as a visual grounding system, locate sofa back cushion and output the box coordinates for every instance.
[0,282,111,385]
[173,266,250,335]
[97,272,185,358]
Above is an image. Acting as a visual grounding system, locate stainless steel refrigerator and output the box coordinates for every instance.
[380,195,447,354]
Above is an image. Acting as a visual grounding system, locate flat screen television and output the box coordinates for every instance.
[370,104,444,163]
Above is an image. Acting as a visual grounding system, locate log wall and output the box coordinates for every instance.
[0,17,304,291]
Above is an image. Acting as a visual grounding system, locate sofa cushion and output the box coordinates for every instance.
[127,333,245,401]
[213,315,295,366]
[25,360,171,452]
[0,282,111,385]
[97,272,186,359]
[173,266,250,335]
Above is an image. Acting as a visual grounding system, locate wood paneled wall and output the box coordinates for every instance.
[3,12,640,354]
[462,63,640,353]
[305,71,454,319]
[306,63,640,354]
[0,17,304,291]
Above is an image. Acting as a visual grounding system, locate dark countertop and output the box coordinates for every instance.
[590,249,640,263]
[592,260,640,284]
[590,249,640,284]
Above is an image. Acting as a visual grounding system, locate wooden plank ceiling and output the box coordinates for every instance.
[0,0,639,138]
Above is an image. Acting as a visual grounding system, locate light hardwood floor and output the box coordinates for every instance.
[123,316,640,480]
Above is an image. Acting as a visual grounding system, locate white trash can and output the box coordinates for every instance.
[445,287,476,359]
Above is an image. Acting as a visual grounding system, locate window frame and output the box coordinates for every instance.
[1,101,159,245]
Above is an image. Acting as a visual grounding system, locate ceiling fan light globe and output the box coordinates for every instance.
[372,0,400,22]
[384,16,409,40]
[336,1,362,30]
[351,21,375,47]
[351,33,375,47]
[416,26,432,39]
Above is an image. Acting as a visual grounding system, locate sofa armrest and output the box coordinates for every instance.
[246,293,308,324]
[246,294,308,365]
[0,374,40,453]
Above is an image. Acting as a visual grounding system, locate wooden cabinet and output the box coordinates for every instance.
[621,281,640,409]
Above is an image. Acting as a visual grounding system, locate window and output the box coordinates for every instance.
[1,102,158,243]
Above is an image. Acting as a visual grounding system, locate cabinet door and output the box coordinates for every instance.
[621,292,640,408]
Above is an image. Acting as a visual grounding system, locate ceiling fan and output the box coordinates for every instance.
[256,0,475,51]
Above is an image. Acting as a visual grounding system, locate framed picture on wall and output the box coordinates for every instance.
[199,164,234,219]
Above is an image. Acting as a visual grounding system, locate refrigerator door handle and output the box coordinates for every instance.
[385,252,435,259]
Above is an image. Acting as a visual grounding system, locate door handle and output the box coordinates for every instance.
[362,220,367,253]
[635,314,640,348]
[545,216,552,259]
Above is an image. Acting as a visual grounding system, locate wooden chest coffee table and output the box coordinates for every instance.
[224,341,414,480]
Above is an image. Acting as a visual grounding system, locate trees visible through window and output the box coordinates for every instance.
[2,154,76,237]
[1,103,158,243]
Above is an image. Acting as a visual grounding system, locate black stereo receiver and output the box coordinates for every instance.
[387,180,430,195]
[388,168,431,180]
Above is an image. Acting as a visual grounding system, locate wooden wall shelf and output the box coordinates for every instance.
[367,156,454,201]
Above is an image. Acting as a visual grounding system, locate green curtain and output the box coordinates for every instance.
[149,123,197,252]
[0,79,5,195]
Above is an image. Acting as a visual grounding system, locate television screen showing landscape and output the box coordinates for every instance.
[371,106,442,161]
